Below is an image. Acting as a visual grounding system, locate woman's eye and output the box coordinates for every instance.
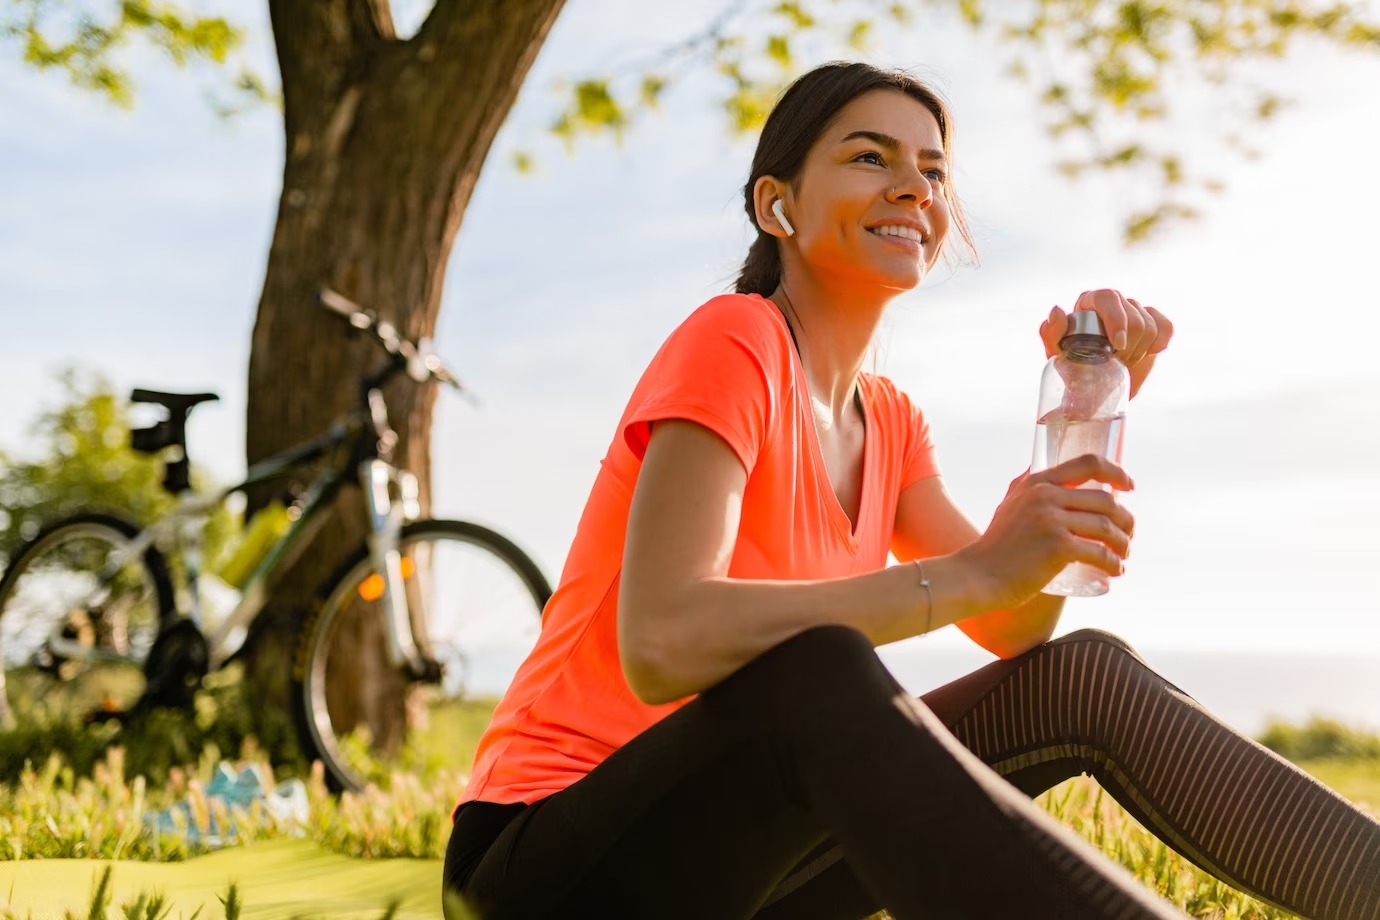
[924,168,948,184]
[855,151,885,166]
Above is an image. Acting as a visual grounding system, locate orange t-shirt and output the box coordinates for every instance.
[457,292,941,808]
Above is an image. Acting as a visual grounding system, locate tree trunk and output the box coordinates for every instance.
[241,0,566,764]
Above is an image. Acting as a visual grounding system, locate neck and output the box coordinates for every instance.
[768,269,891,419]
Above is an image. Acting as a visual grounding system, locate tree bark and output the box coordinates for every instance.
[242,0,567,763]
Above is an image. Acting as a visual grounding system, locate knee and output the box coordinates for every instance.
[762,624,880,684]
[1049,627,1139,656]
[706,624,890,712]
[1046,627,1158,676]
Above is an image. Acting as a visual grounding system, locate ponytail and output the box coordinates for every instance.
[734,231,782,296]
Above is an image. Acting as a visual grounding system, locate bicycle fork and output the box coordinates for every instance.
[359,459,437,681]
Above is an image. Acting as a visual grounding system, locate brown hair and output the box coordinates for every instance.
[734,61,977,296]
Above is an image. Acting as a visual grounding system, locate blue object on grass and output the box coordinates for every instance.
[144,762,309,850]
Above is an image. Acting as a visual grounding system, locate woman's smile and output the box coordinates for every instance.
[866,223,927,255]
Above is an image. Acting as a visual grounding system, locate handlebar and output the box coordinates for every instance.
[316,288,465,393]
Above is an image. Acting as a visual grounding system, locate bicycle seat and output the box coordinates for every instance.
[130,389,219,413]
[129,390,218,494]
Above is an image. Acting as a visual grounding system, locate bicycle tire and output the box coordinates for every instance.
[0,513,176,730]
[292,518,551,793]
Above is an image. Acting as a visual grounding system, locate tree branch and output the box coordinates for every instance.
[269,0,390,137]
[407,0,568,155]
[350,0,396,43]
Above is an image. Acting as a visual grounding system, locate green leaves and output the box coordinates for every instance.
[524,0,1380,243]
[2,0,265,111]
[765,33,792,66]
[0,369,235,574]
[772,1,817,29]
[976,0,1380,243]
[10,0,1380,246]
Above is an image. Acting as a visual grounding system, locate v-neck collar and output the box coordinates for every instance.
[752,294,872,550]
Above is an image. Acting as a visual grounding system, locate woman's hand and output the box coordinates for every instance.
[959,455,1136,612]
[1039,290,1175,400]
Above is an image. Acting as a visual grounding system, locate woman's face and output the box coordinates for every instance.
[780,89,951,294]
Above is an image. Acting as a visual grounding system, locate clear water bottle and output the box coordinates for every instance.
[1031,310,1130,597]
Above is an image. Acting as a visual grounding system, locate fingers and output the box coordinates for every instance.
[1059,490,1135,543]
[1122,298,1155,365]
[1062,527,1127,576]
[1073,289,1141,355]
[1025,478,1136,553]
[1029,453,1134,492]
[1066,291,1173,368]
[1039,305,1065,359]
[1143,305,1174,355]
[1063,509,1131,563]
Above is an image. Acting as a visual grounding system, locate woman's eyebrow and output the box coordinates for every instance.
[839,129,946,164]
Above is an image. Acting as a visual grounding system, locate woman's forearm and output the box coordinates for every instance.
[620,553,995,705]
[958,591,1067,660]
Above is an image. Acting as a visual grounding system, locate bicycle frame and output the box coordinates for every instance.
[38,289,458,691]
[48,405,426,677]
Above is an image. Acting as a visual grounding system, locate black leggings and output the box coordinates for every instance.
[443,626,1380,919]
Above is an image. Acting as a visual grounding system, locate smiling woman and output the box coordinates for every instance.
[441,61,1380,920]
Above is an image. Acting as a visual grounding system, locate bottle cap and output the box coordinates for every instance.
[1064,310,1105,337]
[1059,310,1110,350]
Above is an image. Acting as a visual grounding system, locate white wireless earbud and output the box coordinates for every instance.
[771,199,795,237]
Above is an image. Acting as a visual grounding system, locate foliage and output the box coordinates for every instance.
[1257,714,1380,761]
[0,865,442,920]
[1033,775,1305,918]
[0,663,269,788]
[538,0,1380,243]
[0,0,270,113]
[0,736,462,862]
[11,2,1380,241]
[0,744,284,863]
[0,740,1375,918]
[0,369,237,575]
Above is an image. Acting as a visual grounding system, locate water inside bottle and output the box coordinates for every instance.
[1032,412,1126,597]
[1032,412,1124,476]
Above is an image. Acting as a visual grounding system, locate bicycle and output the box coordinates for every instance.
[0,288,552,792]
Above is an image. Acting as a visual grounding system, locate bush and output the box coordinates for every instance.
[1256,715,1380,761]
[0,663,291,788]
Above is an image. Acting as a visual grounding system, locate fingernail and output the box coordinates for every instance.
[1114,331,1128,351]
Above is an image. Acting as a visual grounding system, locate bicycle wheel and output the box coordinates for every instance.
[293,519,551,792]
[0,514,174,730]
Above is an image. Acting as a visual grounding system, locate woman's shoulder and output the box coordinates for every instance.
[670,292,793,356]
[859,372,934,431]
[859,371,913,409]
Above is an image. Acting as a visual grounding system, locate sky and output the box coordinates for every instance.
[2,2,1379,721]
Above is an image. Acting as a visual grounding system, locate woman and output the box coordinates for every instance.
[443,61,1380,919]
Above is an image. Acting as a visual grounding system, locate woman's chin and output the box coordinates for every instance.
[876,264,927,293]
[833,260,926,297]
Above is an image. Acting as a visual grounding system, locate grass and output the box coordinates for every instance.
[0,843,447,920]
[0,710,1376,918]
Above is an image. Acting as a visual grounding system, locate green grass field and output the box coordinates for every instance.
[0,706,1375,919]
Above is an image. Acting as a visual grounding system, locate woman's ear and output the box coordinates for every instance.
[752,176,793,239]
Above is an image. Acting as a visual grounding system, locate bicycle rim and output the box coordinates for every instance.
[0,517,164,729]
[297,520,549,792]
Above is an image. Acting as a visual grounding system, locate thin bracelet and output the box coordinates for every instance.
[912,558,933,636]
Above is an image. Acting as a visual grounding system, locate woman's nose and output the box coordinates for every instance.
[888,172,934,208]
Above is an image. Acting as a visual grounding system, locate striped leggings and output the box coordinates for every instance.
[445,626,1380,919]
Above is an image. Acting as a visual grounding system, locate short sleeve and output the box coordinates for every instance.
[896,387,942,490]
[622,295,787,474]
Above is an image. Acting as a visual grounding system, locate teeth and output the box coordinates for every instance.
[871,225,923,243]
